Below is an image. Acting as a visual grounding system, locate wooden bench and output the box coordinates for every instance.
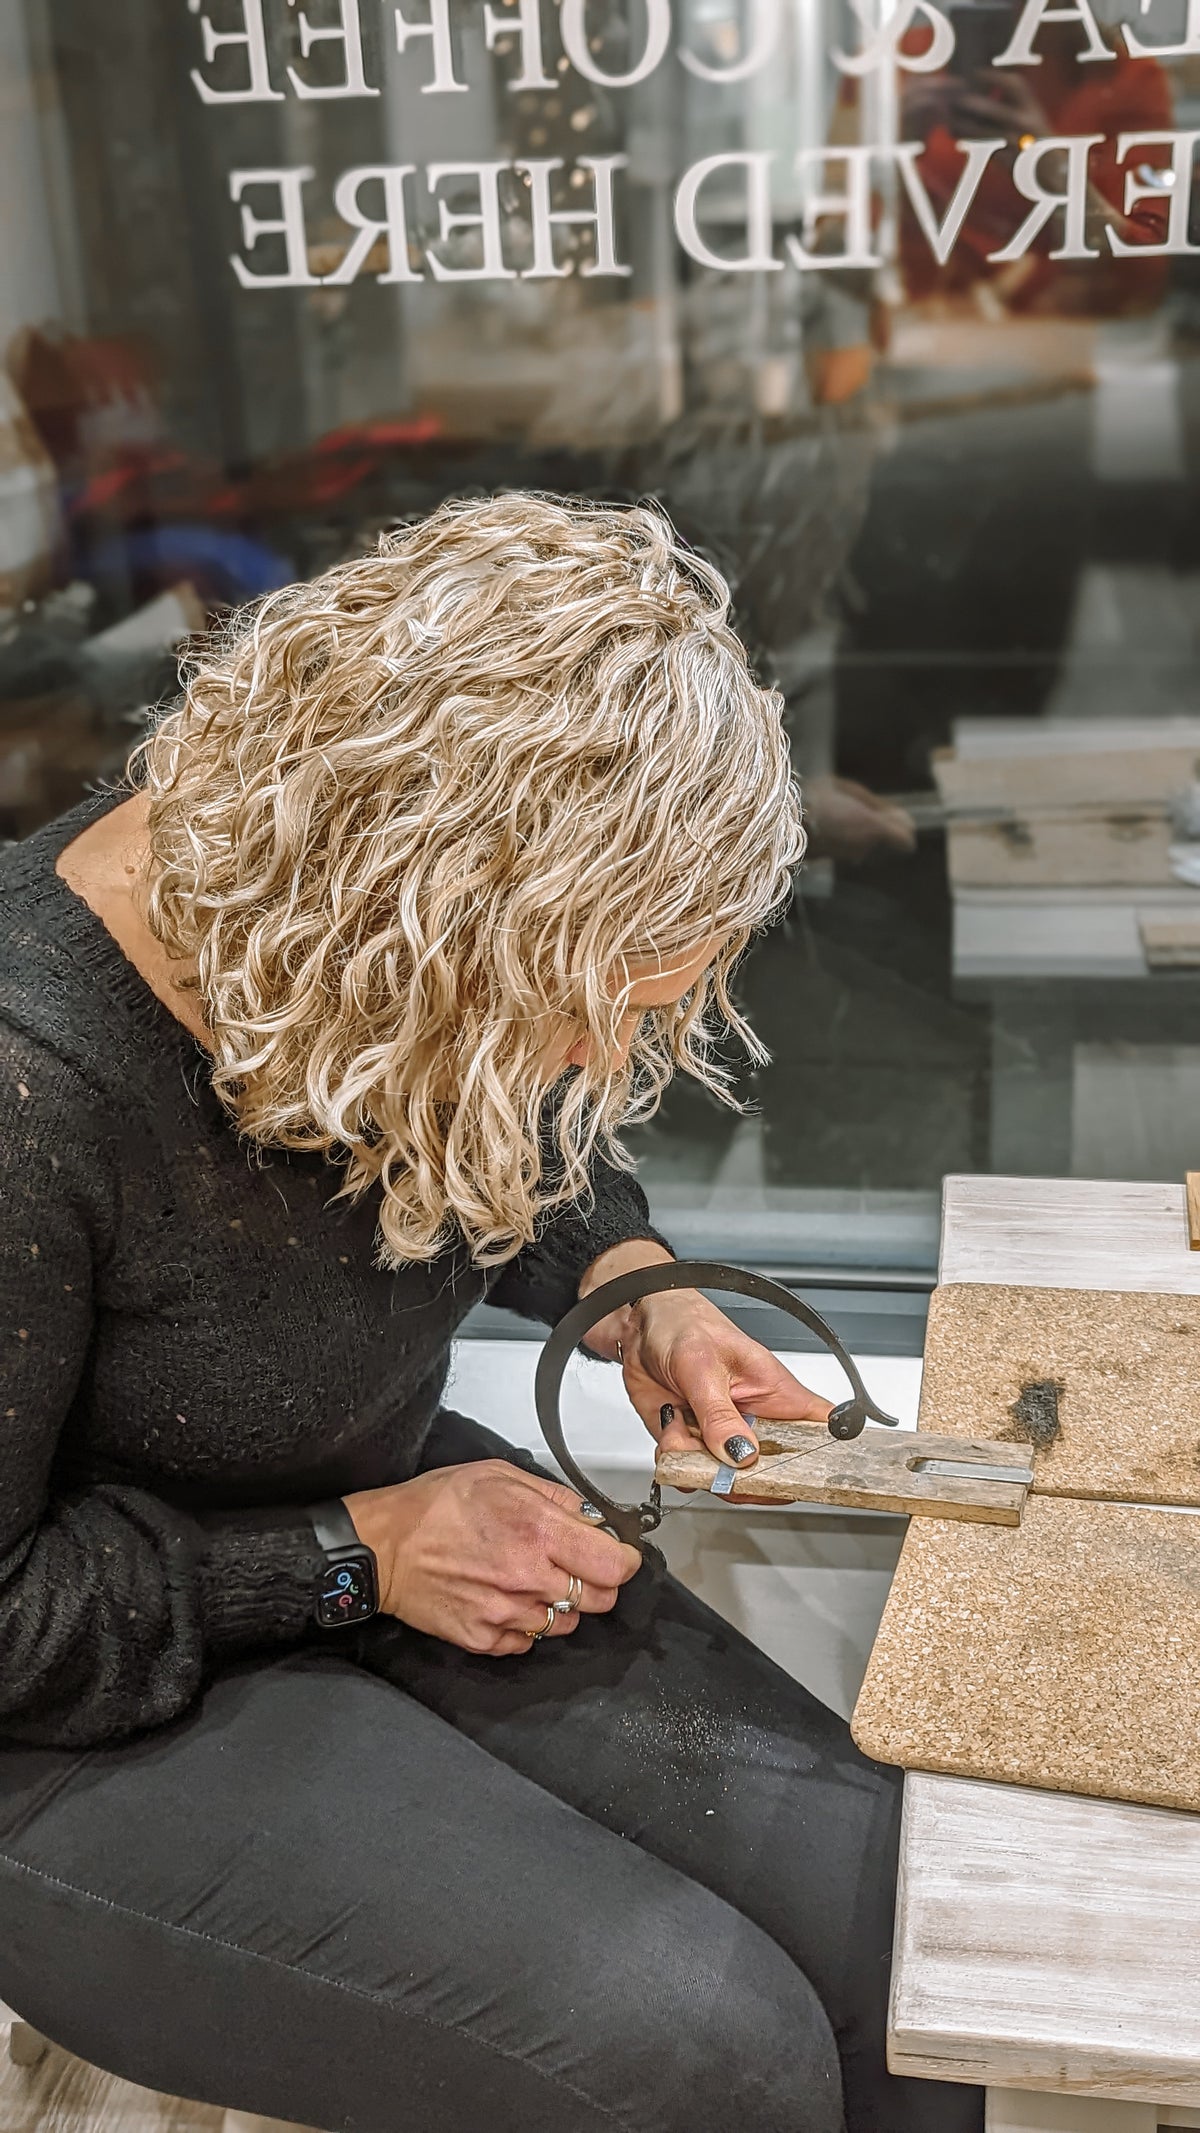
[1,2001,321,2132]
[886,1176,1200,2132]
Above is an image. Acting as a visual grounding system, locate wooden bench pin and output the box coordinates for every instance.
[656,1422,1034,1525]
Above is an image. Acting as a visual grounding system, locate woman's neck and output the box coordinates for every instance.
[55,790,214,1054]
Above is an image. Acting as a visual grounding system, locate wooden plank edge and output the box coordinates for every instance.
[658,1472,1027,1524]
[885,2030,1200,2111]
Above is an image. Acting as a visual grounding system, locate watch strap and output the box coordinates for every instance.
[309,1498,369,1556]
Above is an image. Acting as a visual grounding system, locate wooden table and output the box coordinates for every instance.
[887,1176,1200,2132]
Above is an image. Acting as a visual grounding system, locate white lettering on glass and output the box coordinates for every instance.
[426,162,517,278]
[229,168,320,283]
[994,0,1114,64]
[482,0,555,89]
[1108,130,1200,253]
[674,152,781,270]
[221,136,1200,287]
[786,147,882,266]
[388,0,468,92]
[1124,0,1200,57]
[679,0,781,82]
[835,0,955,76]
[324,166,422,279]
[987,133,1104,258]
[188,0,283,101]
[517,155,631,276]
[559,0,671,86]
[894,137,1006,262]
[286,0,377,96]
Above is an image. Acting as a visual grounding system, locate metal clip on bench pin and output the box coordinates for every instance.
[534,1259,899,1552]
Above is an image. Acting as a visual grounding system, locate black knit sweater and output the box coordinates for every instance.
[0,785,676,1751]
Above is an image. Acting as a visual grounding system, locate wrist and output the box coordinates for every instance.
[341,1488,398,1571]
[577,1239,676,1361]
[305,1495,381,1628]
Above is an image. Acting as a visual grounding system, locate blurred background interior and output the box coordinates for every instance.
[4,0,1200,1360]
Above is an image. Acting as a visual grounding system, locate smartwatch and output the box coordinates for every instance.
[308,1499,380,1628]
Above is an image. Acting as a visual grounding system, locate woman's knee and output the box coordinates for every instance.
[686,1952,843,2133]
[596,1892,844,2133]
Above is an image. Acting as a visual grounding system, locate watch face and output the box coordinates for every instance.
[316,1558,376,1627]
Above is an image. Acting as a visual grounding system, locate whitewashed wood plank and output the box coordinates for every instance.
[40,2057,184,2133]
[952,718,1200,764]
[890,1774,1200,2106]
[38,2053,223,2133]
[8,2019,50,2066]
[0,2027,224,2132]
[0,2027,54,2133]
[955,885,1200,906]
[952,899,1149,980]
[0,2014,262,2133]
[985,2092,1155,2130]
[938,1176,1200,1295]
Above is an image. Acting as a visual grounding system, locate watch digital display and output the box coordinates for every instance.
[315,1558,376,1627]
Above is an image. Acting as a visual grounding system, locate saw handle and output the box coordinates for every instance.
[533,1259,899,1550]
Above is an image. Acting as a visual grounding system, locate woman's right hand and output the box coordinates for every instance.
[341,1462,643,1656]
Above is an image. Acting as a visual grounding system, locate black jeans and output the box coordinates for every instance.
[0,1410,983,2133]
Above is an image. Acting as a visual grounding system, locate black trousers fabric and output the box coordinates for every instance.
[0,1410,983,2133]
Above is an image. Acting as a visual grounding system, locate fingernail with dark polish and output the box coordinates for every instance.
[724,1434,756,1465]
[579,1501,603,1520]
[659,1404,675,1431]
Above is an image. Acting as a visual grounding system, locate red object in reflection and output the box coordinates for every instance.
[205,415,445,515]
[898,29,1174,313]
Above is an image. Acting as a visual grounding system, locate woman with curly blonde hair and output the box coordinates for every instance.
[0,494,980,2133]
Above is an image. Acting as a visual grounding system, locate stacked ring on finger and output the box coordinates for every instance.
[527,1604,556,1641]
[554,1575,583,1616]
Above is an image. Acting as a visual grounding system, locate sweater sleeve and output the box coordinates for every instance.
[486,1093,677,1334]
[0,1021,326,1750]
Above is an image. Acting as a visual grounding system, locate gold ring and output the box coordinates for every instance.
[527,1603,556,1641]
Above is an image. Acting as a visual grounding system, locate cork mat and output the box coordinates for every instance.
[851,1494,1200,1813]
[917,1282,1200,1507]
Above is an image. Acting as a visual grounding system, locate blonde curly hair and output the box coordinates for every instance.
[125,491,805,1273]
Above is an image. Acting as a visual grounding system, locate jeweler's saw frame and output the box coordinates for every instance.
[534,1260,1033,1551]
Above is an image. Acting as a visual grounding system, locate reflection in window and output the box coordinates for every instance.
[3,0,1199,1284]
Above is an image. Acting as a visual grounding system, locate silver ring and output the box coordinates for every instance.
[615,1339,623,1363]
[554,1574,583,1615]
[527,1603,556,1641]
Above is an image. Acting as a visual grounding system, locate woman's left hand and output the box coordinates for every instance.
[618,1288,833,1477]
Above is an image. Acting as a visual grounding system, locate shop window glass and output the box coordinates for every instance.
[4,0,1199,1315]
